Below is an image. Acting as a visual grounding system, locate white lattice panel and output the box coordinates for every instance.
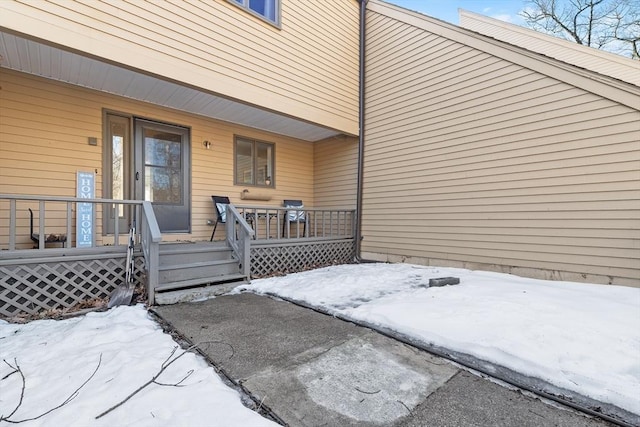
[251,240,355,277]
[0,257,144,316]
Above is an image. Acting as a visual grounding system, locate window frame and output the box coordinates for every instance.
[234,136,276,188]
[227,0,281,28]
[102,111,132,236]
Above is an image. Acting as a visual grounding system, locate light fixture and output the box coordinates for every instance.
[203,140,211,149]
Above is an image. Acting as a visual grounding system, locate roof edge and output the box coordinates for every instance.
[459,9,640,87]
[367,0,640,111]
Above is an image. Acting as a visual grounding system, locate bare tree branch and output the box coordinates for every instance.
[95,345,197,420]
[0,359,26,422]
[1,355,102,424]
[155,370,194,387]
[521,0,640,59]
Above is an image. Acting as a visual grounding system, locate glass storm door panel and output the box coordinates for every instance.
[134,119,190,233]
[105,114,132,235]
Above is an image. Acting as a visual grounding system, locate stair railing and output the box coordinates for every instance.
[140,201,162,305]
[225,204,254,280]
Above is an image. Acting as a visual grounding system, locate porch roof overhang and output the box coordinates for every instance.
[0,30,343,142]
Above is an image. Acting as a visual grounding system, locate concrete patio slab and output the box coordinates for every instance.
[153,293,613,426]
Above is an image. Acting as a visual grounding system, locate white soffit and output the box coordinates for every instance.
[0,31,341,142]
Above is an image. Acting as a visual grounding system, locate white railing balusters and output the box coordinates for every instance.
[234,204,356,242]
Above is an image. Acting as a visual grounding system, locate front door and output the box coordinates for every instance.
[104,114,190,234]
[134,119,191,233]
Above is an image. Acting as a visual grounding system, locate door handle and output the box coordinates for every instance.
[135,171,140,181]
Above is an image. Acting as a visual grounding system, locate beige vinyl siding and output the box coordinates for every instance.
[362,4,640,287]
[0,68,314,248]
[313,136,358,208]
[0,0,359,135]
[459,10,640,87]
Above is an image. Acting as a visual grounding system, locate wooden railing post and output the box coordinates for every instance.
[226,205,254,280]
[66,202,72,248]
[38,200,45,249]
[9,199,16,250]
[141,201,162,305]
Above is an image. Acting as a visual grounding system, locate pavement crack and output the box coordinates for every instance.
[397,400,413,416]
[298,342,341,364]
[196,340,235,360]
[528,409,546,419]
[355,386,380,395]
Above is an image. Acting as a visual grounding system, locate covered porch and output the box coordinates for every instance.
[0,26,359,317]
[0,194,355,317]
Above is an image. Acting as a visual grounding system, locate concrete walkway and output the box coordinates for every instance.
[153,293,612,427]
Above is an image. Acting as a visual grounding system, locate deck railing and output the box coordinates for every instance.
[235,204,356,241]
[225,204,254,279]
[0,195,163,309]
[0,195,356,313]
[0,194,146,251]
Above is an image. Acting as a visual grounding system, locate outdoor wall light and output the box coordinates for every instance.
[202,140,212,149]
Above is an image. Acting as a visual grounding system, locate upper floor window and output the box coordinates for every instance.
[230,0,280,26]
[235,136,275,188]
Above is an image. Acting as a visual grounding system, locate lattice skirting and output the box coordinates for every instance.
[0,255,145,317]
[251,239,355,277]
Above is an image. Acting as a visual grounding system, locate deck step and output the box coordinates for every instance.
[155,273,248,293]
[159,242,229,254]
[159,241,227,250]
[154,279,248,305]
[158,259,240,283]
[154,241,246,302]
[159,243,234,265]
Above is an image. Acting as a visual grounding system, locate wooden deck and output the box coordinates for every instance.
[0,195,355,316]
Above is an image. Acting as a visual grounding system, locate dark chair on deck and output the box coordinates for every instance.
[210,196,230,241]
[282,199,306,237]
[29,208,67,246]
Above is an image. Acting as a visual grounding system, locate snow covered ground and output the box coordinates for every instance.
[236,263,640,417]
[1,263,638,426]
[0,305,277,427]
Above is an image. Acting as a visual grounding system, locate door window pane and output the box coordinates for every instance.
[144,129,182,204]
[144,132,181,167]
[145,167,181,203]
